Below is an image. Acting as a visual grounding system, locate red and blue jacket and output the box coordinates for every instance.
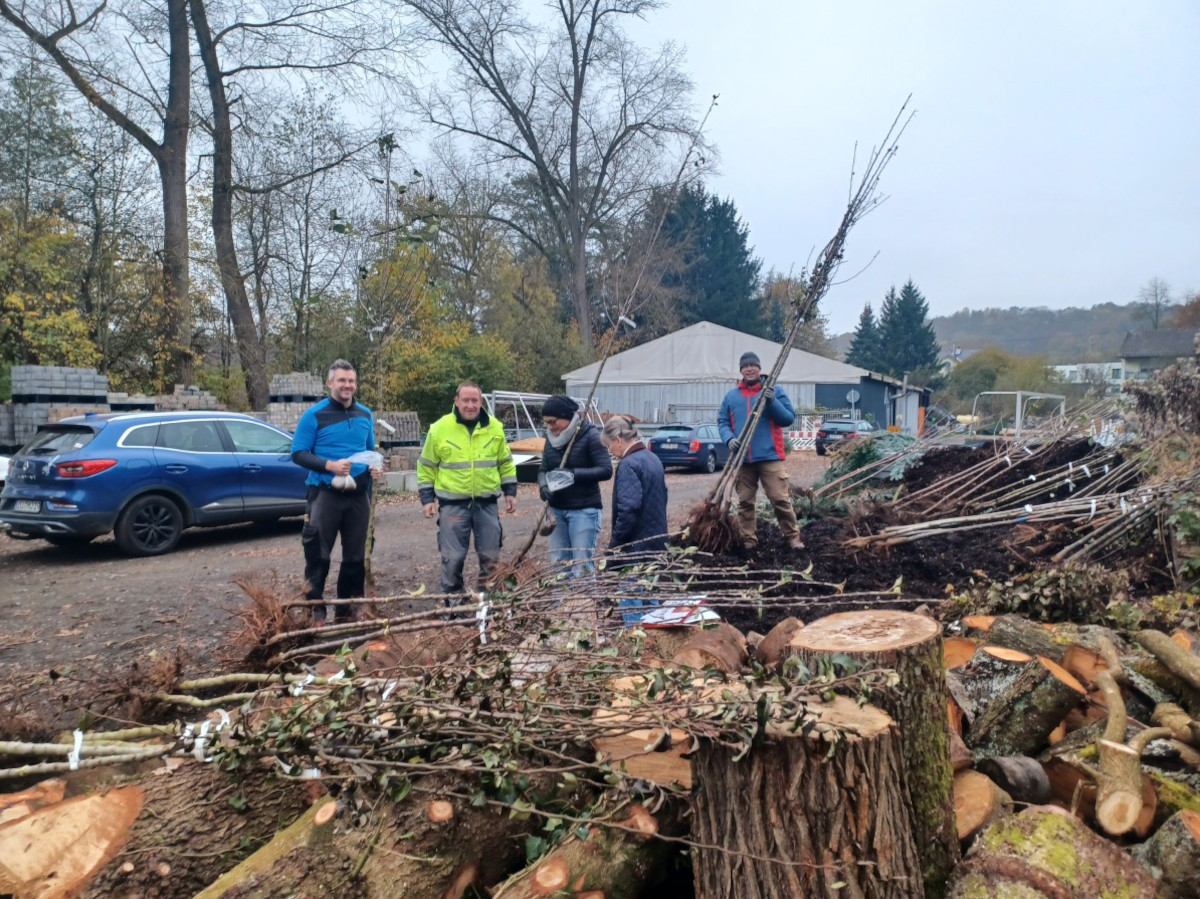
[718,378,795,463]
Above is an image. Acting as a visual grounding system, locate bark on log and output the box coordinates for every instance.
[692,697,924,898]
[947,806,1157,898]
[967,656,1086,759]
[956,646,1033,719]
[787,610,958,897]
[1137,629,1200,694]
[492,804,678,899]
[1041,755,1158,839]
[670,621,747,672]
[753,617,804,670]
[975,756,1051,805]
[1132,809,1200,899]
[952,769,1012,843]
[1126,653,1200,719]
[985,616,1123,667]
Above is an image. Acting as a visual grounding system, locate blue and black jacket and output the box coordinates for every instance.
[717,378,795,463]
[291,398,376,488]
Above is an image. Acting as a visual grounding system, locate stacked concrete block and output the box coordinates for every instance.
[107,392,157,412]
[8,365,111,445]
[156,384,222,411]
[269,372,325,403]
[375,411,422,446]
[0,405,15,447]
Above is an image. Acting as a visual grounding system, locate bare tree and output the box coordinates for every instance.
[1135,276,1175,329]
[401,0,705,351]
[0,0,194,386]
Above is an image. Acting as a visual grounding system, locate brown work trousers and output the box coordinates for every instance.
[735,459,800,544]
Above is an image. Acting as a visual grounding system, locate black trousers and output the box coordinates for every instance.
[302,485,371,619]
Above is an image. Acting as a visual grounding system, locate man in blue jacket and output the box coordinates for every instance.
[718,351,804,553]
[290,359,378,623]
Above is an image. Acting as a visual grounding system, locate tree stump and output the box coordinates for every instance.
[787,610,959,897]
[948,806,1157,898]
[691,696,923,898]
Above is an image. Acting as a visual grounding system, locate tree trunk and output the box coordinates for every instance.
[1132,809,1200,898]
[190,0,270,411]
[787,610,959,897]
[692,696,924,898]
[949,806,1157,898]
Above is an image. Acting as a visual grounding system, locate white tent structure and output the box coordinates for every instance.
[563,321,918,428]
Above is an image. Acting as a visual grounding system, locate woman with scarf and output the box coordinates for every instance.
[537,395,612,577]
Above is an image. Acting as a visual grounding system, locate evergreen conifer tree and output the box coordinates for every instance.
[845,303,881,369]
[876,280,941,378]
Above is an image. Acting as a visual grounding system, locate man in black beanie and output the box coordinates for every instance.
[717,351,804,552]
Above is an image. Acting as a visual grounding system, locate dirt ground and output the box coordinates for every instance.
[0,454,831,730]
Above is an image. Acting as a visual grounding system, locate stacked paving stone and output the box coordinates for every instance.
[263,372,325,432]
[7,365,110,446]
[375,411,422,446]
[107,392,157,412]
[156,384,222,411]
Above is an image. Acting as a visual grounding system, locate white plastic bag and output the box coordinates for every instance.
[348,450,385,471]
[545,469,575,492]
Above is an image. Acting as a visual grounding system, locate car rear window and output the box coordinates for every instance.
[21,426,99,455]
[652,426,693,439]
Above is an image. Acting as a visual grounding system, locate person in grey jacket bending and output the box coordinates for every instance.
[600,416,668,558]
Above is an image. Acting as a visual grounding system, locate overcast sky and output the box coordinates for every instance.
[630,1,1200,335]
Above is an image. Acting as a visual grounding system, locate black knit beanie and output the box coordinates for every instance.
[541,395,579,420]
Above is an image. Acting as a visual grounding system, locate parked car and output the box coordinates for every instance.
[0,454,9,490]
[814,419,880,456]
[0,411,308,555]
[648,423,729,473]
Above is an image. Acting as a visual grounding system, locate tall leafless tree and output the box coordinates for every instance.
[1135,276,1175,330]
[401,0,705,352]
[1,0,194,387]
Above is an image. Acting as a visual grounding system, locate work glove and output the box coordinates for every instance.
[760,376,775,402]
[727,437,740,452]
[539,485,551,502]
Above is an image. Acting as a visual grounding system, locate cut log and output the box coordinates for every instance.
[1132,809,1200,898]
[491,804,677,899]
[959,615,995,638]
[670,621,747,672]
[753,617,804,670]
[193,797,339,898]
[985,616,1123,667]
[947,806,1157,898]
[975,756,1051,805]
[948,731,975,772]
[953,769,1012,843]
[787,610,958,897]
[592,725,693,789]
[943,636,978,669]
[691,696,923,898]
[955,645,1033,719]
[1137,628,1200,694]
[1151,701,1200,745]
[1126,653,1200,719]
[0,777,66,825]
[0,785,144,898]
[967,656,1086,759]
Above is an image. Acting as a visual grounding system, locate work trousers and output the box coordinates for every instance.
[302,485,371,620]
[735,459,800,544]
[438,498,503,597]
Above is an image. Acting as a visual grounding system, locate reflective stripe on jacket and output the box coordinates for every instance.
[417,411,517,504]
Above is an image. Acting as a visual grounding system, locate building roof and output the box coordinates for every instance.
[563,321,891,386]
[1119,328,1198,359]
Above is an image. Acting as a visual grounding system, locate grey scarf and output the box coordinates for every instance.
[546,414,581,450]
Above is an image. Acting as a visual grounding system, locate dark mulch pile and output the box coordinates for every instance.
[702,439,1174,635]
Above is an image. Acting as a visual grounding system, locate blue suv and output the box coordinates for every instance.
[0,411,308,555]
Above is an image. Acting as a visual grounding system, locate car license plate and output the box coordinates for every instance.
[13,500,40,513]
[662,443,678,450]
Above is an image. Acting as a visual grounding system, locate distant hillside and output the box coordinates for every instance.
[832,302,1146,363]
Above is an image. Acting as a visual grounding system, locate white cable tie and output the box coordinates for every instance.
[1024,504,1034,514]
[1023,446,1033,455]
[1027,474,1037,482]
[193,720,211,761]
[1120,498,1129,515]
[381,679,398,701]
[1081,464,1091,478]
[1089,499,1097,521]
[290,673,315,697]
[68,730,84,770]
[477,593,490,645]
[1068,462,1074,473]
[215,709,231,732]
[1065,478,1075,491]
[327,669,345,682]
[301,767,322,780]
[1003,455,1012,467]
[1104,464,1110,474]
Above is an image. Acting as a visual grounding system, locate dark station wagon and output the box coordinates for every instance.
[0,411,308,555]
[647,423,730,473]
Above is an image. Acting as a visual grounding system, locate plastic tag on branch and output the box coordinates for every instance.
[546,469,576,493]
[349,451,384,471]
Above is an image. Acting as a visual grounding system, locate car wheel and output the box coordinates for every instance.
[816,443,826,456]
[701,449,717,474]
[115,495,184,556]
[43,534,97,548]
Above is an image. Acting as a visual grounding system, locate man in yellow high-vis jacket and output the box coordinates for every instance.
[417,381,518,604]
